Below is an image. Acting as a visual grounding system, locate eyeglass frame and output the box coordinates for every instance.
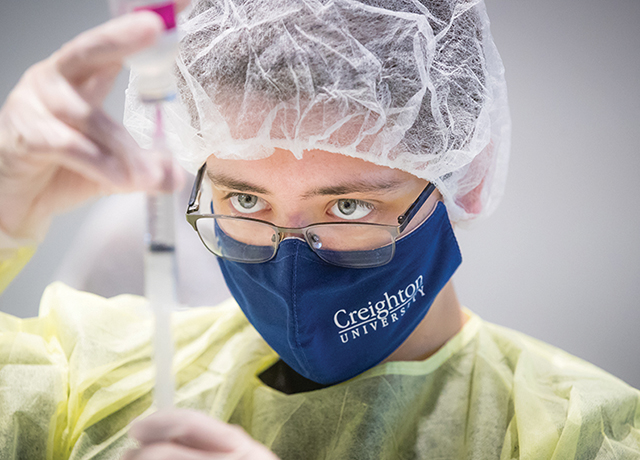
[185,163,436,264]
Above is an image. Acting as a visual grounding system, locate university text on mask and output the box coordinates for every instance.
[333,275,425,344]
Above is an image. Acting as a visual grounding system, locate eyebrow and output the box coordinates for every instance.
[302,180,404,198]
[207,171,404,197]
[207,172,270,195]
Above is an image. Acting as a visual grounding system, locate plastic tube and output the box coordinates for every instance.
[110,0,179,409]
[143,105,177,410]
[109,0,178,102]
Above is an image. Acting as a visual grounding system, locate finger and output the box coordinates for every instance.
[56,144,167,195]
[79,107,186,192]
[28,61,93,124]
[130,409,250,452]
[51,115,183,196]
[78,63,123,106]
[175,0,191,13]
[77,109,168,187]
[33,58,122,114]
[2,85,145,191]
[22,117,163,195]
[30,70,170,191]
[122,443,212,460]
[55,12,164,84]
[1,94,99,167]
[5,98,165,195]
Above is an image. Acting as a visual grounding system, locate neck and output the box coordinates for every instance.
[384,280,466,363]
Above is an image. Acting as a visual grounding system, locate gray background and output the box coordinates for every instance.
[1,1,639,388]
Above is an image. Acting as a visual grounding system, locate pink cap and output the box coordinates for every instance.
[135,1,176,30]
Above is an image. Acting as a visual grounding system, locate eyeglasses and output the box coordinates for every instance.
[185,164,436,268]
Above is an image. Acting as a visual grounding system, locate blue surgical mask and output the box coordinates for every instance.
[218,202,462,385]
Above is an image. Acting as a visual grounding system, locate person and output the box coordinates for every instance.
[0,1,639,459]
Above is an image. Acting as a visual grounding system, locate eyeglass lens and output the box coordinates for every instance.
[195,216,396,268]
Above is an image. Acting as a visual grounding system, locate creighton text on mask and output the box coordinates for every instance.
[333,275,425,343]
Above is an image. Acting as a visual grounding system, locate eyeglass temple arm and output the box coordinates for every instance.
[397,183,436,233]
[187,164,207,214]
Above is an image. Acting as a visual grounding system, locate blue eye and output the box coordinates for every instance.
[230,194,267,214]
[331,199,374,220]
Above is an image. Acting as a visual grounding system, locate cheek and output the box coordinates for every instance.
[209,191,227,214]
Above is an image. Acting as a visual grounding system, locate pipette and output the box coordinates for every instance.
[109,0,179,409]
[143,104,177,409]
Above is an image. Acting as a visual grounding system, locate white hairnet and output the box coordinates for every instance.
[124,0,510,224]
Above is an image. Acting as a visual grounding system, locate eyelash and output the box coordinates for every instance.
[337,199,374,211]
[224,192,268,212]
[223,192,248,200]
[220,193,376,219]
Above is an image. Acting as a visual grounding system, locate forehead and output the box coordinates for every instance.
[205,148,418,190]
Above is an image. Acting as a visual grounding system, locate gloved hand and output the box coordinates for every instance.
[0,11,183,242]
[123,409,280,460]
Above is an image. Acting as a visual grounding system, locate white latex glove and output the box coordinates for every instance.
[123,409,280,460]
[0,11,184,242]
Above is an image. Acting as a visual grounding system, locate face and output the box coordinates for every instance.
[204,148,440,232]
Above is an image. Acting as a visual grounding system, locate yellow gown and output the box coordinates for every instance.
[1,250,639,460]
